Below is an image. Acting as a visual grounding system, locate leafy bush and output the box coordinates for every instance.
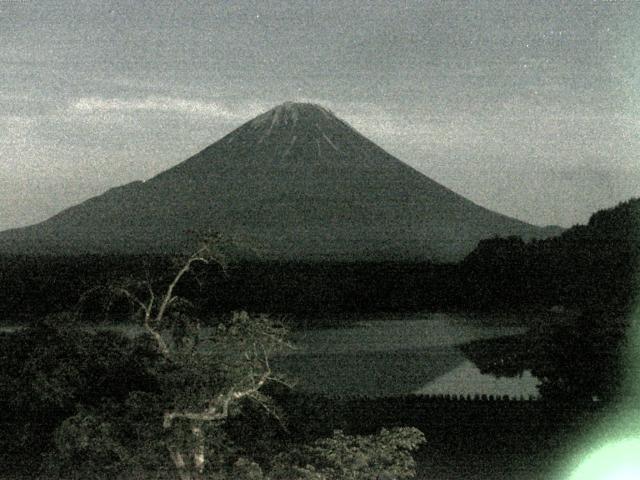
[269,427,425,480]
[0,315,159,461]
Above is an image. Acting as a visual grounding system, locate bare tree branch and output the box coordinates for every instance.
[77,236,295,479]
[163,361,276,429]
[155,248,210,326]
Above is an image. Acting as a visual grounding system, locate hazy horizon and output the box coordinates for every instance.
[2,1,638,231]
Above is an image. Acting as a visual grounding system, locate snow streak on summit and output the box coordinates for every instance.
[0,102,560,260]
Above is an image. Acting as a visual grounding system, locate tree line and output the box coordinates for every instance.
[1,198,637,321]
[460,197,639,313]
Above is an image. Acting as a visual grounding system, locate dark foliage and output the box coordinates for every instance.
[0,318,160,468]
[460,198,639,312]
[0,255,464,320]
[461,308,631,402]
[0,254,174,321]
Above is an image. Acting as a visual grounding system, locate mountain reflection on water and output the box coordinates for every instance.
[274,313,540,398]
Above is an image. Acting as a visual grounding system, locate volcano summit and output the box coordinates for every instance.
[0,102,559,260]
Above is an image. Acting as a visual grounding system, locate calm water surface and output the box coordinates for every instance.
[276,312,540,398]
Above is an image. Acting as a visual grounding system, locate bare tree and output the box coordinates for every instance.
[98,234,292,480]
[162,311,291,480]
[71,234,426,480]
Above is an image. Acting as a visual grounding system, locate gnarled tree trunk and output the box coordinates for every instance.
[167,424,206,480]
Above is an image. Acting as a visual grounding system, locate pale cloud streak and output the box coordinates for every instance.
[69,96,269,121]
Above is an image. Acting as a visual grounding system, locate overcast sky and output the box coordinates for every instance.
[1,0,638,230]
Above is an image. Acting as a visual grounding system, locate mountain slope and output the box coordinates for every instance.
[0,102,561,260]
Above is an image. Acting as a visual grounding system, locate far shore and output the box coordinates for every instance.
[0,306,580,333]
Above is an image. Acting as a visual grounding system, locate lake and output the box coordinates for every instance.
[273,312,540,398]
[1,312,541,398]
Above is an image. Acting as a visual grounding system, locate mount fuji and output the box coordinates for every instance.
[0,102,561,260]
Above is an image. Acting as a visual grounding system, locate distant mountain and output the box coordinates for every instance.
[0,102,562,261]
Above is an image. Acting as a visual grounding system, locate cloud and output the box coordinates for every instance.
[69,96,269,121]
